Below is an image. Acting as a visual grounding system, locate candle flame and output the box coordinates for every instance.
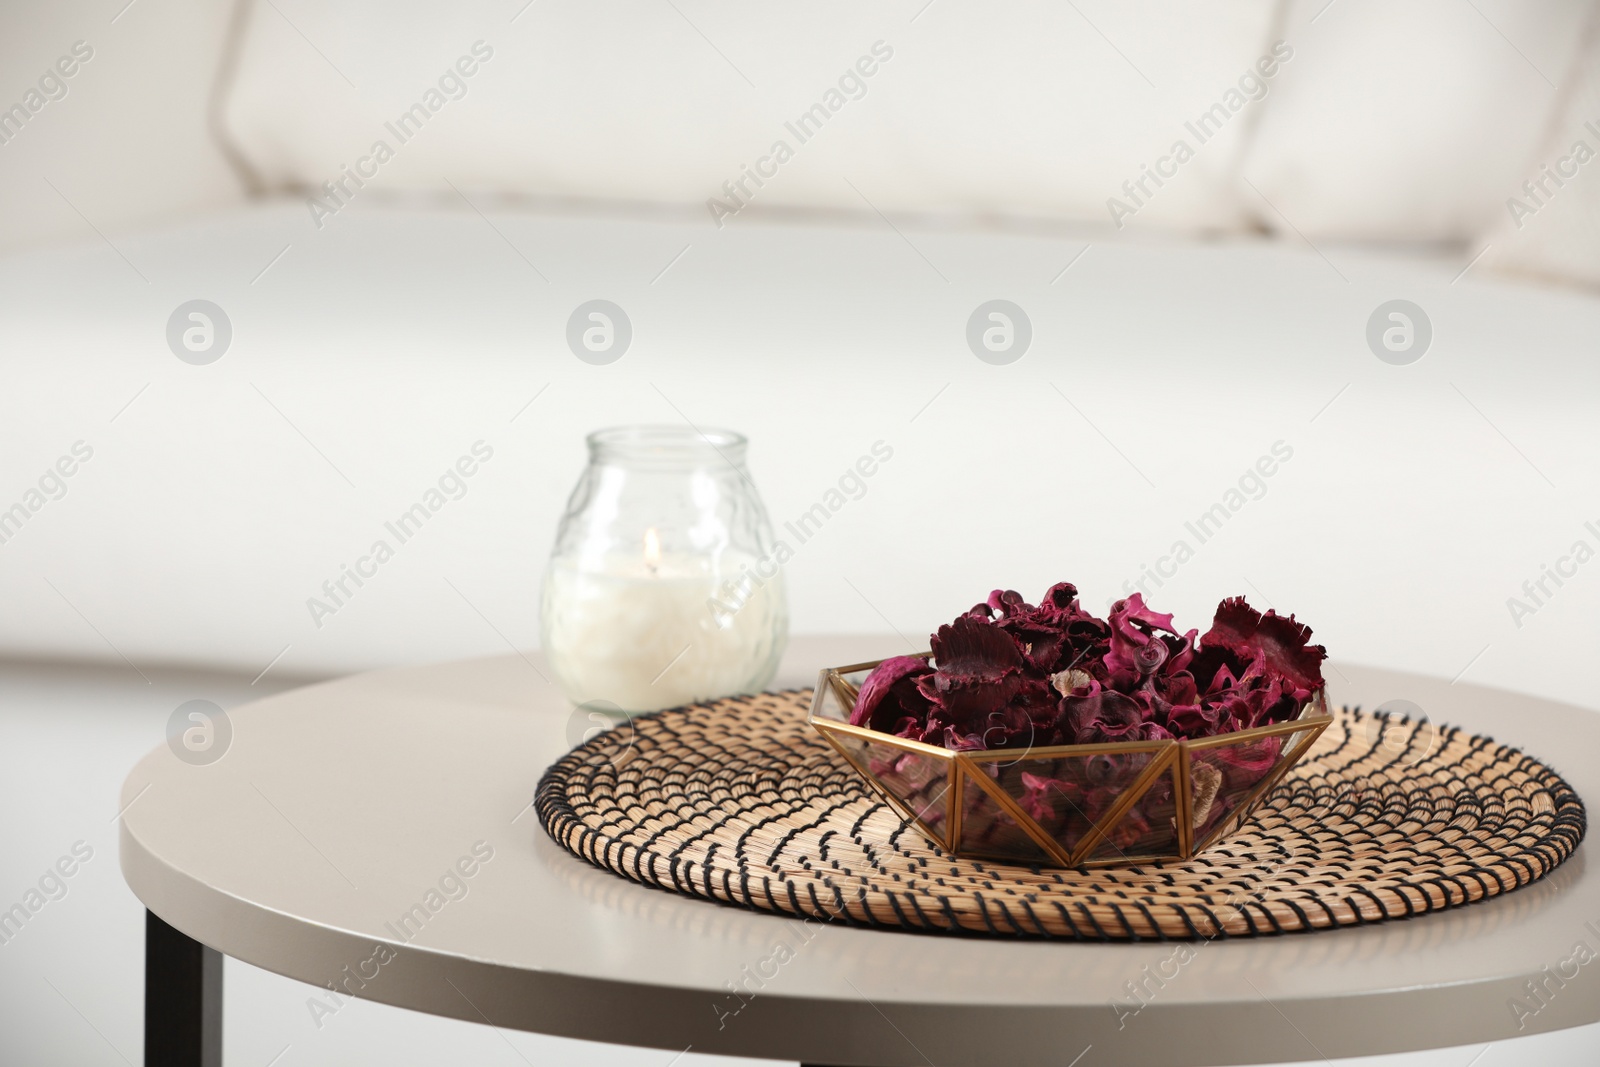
[643,527,661,572]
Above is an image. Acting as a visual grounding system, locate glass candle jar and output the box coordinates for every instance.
[540,426,789,715]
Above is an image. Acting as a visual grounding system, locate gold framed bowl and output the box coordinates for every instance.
[810,654,1332,868]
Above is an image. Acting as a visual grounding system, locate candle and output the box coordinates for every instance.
[542,532,786,713]
[541,426,789,715]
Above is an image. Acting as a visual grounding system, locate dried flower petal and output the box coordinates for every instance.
[1202,596,1327,695]
[850,585,1324,753]
[849,655,933,732]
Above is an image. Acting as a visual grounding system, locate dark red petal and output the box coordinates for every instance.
[1062,689,1152,743]
[1208,735,1284,789]
[1037,582,1081,612]
[916,670,1022,721]
[1202,597,1326,693]
[1109,592,1178,635]
[1102,592,1184,677]
[997,618,1067,671]
[849,655,932,729]
[930,614,1024,679]
[854,585,1326,756]
[986,589,1033,619]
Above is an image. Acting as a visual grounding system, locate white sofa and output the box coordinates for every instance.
[2,0,1597,695]
[3,199,1598,716]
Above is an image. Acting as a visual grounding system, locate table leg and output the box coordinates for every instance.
[145,909,222,1067]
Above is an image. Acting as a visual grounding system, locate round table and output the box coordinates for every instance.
[120,636,1600,1066]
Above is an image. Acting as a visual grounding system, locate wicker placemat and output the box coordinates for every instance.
[535,689,1585,939]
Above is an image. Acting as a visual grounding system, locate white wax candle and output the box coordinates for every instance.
[541,548,784,713]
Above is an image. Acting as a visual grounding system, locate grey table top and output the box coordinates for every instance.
[120,636,1600,1066]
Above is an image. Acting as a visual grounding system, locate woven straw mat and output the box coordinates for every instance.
[536,689,1585,940]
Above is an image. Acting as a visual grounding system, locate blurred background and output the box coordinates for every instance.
[2,0,1598,1063]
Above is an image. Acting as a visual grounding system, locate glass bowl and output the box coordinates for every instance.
[810,654,1332,868]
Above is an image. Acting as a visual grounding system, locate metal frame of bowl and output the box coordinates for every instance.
[809,654,1333,868]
